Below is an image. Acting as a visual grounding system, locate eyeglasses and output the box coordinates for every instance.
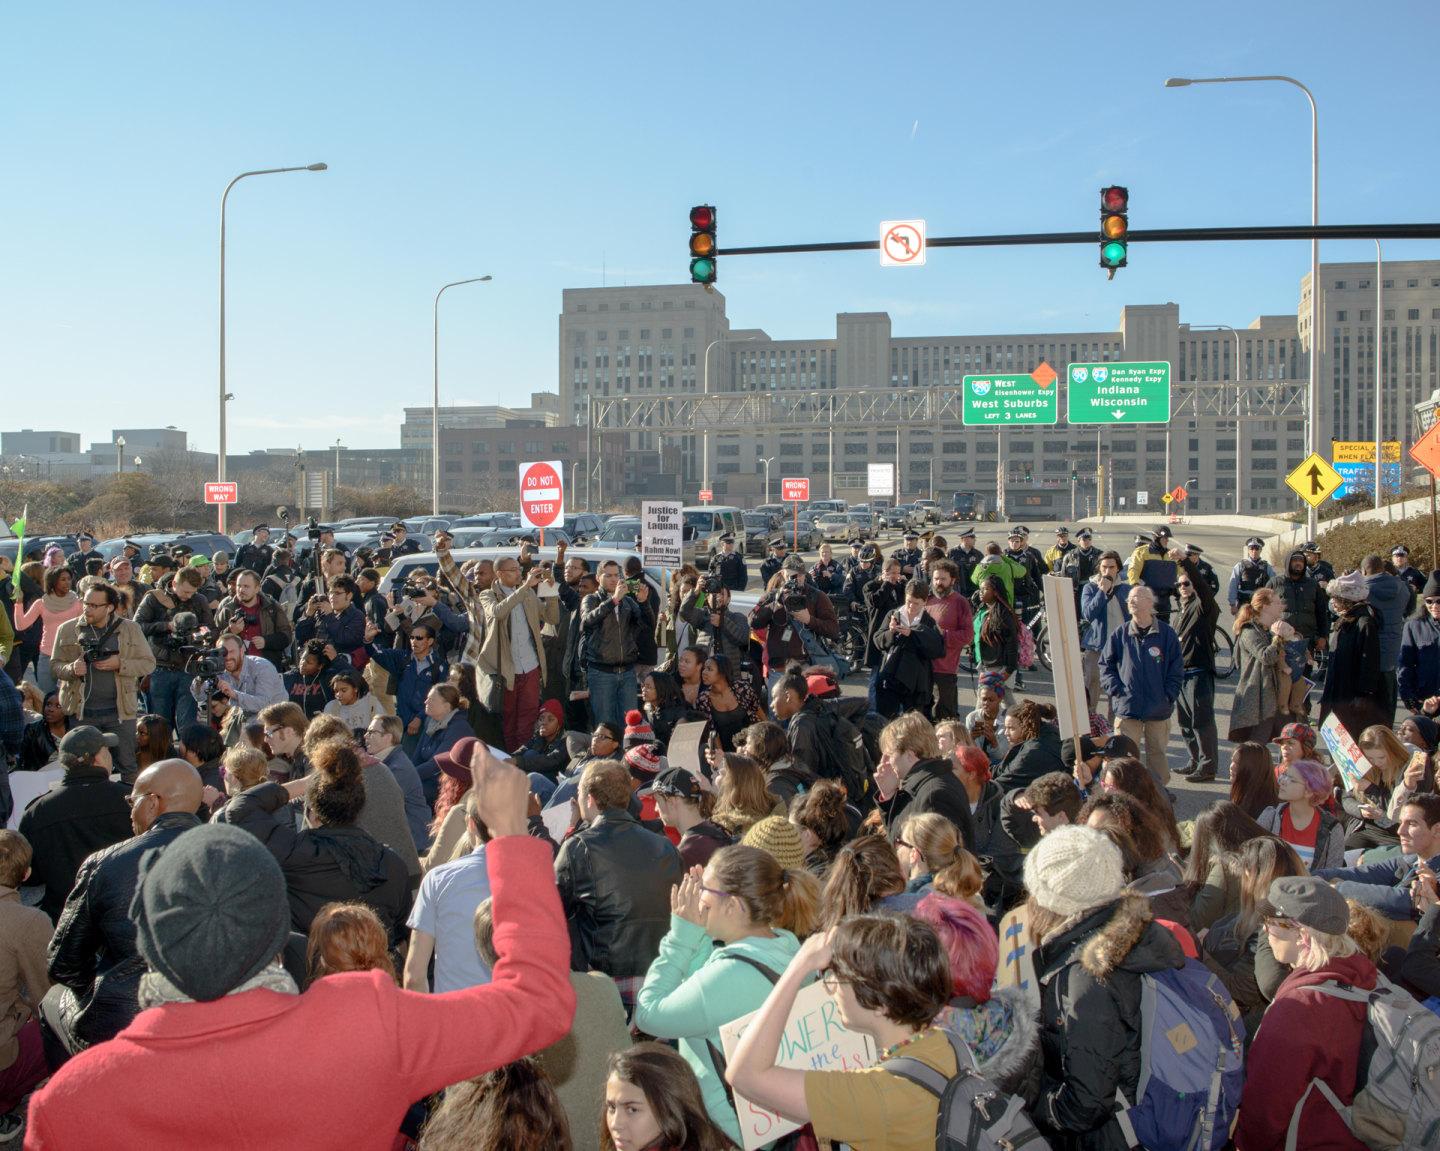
[1176,581,1192,588]
[83,599,110,608]
[124,790,156,808]
[699,883,732,901]
[1263,914,1302,934]
[820,967,851,993]
[263,726,286,739]
[895,838,914,850]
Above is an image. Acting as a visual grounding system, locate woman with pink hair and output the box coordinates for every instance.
[1257,758,1345,870]
[916,892,1041,1106]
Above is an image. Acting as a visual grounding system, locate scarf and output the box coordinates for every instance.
[138,961,298,1008]
[423,708,457,739]
[43,589,78,615]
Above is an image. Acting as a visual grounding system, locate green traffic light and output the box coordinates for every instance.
[690,256,716,284]
[1101,241,1127,268]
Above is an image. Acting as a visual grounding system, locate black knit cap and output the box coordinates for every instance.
[130,823,291,1002]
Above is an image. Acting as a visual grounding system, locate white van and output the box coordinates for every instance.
[681,506,745,564]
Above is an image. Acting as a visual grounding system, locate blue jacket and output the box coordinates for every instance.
[1080,577,1131,654]
[1399,615,1440,704]
[1100,618,1184,722]
[1366,572,1415,669]
[413,712,477,785]
[366,644,449,727]
[380,745,433,852]
[1314,850,1440,920]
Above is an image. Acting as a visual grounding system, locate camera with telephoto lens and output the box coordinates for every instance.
[699,574,721,596]
[782,592,809,613]
[306,516,323,542]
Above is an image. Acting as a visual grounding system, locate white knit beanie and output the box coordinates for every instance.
[1023,825,1126,918]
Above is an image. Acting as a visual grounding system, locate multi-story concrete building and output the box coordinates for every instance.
[557,280,1344,516]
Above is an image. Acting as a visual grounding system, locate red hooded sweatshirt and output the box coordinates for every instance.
[1235,951,1375,1151]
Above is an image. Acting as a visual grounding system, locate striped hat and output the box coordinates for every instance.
[741,816,806,872]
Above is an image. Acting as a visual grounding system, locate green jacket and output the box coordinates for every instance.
[632,916,801,1145]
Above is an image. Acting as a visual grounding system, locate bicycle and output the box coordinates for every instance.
[1212,624,1236,680]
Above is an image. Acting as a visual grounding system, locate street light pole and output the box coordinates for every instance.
[1166,75,1318,535]
[432,276,493,516]
[219,163,327,535]
[116,436,125,476]
[334,438,343,490]
[1375,240,1384,514]
[700,335,758,497]
[761,456,777,504]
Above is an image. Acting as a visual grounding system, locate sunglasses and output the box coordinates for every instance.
[1426,598,1440,606]
[1177,580,1192,588]
[1263,914,1302,933]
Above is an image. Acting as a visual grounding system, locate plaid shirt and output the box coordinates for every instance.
[435,545,486,668]
[0,667,22,757]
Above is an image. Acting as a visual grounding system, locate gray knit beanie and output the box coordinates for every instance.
[1023,824,1126,918]
[130,823,291,1002]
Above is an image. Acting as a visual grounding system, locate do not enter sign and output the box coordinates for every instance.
[519,460,564,530]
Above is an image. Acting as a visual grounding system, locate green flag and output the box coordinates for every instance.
[10,505,25,590]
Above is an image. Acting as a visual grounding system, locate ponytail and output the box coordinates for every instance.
[819,837,905,929]
[775,868,820,940]
[932,847,984,903]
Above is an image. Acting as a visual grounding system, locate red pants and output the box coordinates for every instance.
[502,668,541,755]
[0,1019,46,1113]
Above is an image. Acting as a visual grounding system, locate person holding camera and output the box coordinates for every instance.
[295,548,349,620]
[134,567,215,729]
[190,633,286,725]
[51,583,155,783]
[295,574,369,669]
[678,577,750,667]
[581,559,647,728]
[749,555,839,691]
[215,569,294,673]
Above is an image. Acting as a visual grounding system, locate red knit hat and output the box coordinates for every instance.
[624,743,665,780]
[539,698,564,729]
[624,710,654,749]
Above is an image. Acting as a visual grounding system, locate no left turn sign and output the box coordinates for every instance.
[880,219,926,266]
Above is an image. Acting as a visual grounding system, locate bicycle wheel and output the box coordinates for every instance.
[1036,620,1053,672]
[836,622,868,668]
[1213,624,1236,679]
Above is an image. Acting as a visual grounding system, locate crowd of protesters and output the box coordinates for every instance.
[0,518,1438,1149]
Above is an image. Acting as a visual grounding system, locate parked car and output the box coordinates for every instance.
[595,517,642,547]
[560,513,606,542]
[742,512,780,556]
[444,527,573,549]
[816,512,862,543]
[682,506,745,564]
[97,531,235,564]
[780,516,824,552]
[0,535,80,563]
[881,506,909,529]
[913,499,941,525]
[401,516,456,538]
[846,510,880,538]
[450,513,521,530]
[806,499,846,516]
[754,504,787,519]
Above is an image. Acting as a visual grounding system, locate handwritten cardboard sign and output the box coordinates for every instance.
[995,904,1041,1014]
[1320,713,1372,791]
[718,978,877,1150]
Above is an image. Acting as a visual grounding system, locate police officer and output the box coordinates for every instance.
[1184,543,1221,596]
[234,525,274,576]
[1302,541,1334,589]
[709,534,748,592]
[841,538,866,579]
[1228,537,1275,616]
[891,531,923,577]
[844,543,882,607]
[1005,529,1044,609]
[1392,545,1426,597]
[759,538,789,588]
[1126,532,1179,624]
[1061,528,1103,600]
[1044,526,1076,572]
[388,522,422,559]
[67,533,99,579]
[947,527,983,597]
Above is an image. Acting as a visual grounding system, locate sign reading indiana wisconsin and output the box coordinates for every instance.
[962,362,1059,425]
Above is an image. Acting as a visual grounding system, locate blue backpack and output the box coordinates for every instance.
[1115,959,1245,1151]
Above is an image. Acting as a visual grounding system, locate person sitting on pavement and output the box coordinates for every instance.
[1313,793,1440,922]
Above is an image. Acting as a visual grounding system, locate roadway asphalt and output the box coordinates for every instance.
[741,518,1263,822]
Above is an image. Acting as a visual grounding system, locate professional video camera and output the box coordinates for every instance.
[171,612,226,680]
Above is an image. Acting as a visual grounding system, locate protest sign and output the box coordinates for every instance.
[1320,713,1371,791]
[642,501,683,570]
[718,979,877,1151]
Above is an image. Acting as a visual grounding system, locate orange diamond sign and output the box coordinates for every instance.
[1030,363,1058,389]
[1412,422,1440,479]
[1171,486,1187,502]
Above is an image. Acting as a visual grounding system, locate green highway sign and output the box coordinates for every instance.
[961,364,1059,425]
[1066,361,1171,424]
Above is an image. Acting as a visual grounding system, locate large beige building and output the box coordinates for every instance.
[557,262,1440,516]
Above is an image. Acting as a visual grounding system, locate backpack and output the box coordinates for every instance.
[829,696,884,774]
[793,617,851,682]
[1285,976,1440,1151]
[1114,959,1245,1151]
[886,1027,1051,1151]
[1016,620,1036,670]
[812,705,874,812]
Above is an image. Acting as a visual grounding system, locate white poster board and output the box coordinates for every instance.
[7,767,63,829]
[641,500,684,570]
[1320,713,1371,791]
[718,979,878,1151]
[1043,574,1088,742]
[867,462,895,498]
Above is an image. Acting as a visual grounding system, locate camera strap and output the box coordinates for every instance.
[85,618,124,653]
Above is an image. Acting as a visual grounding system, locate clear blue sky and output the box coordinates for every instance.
[2,0,1435,456]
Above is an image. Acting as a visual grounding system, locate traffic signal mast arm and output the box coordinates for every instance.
[711,221,1440,257]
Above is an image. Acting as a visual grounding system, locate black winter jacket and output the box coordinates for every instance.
[994,724,1065,793]
[873,609,945,699]
[1033,893,1186,1151]
[860,578,906,667]
[1267,562,1328,641]
[969,779,1024,909]
[512,730,571,781]
[18,768,133,922]
[554,808,683,978]
[133,588,215,669]
[1322,602,1385,731]
[1174,556,1221,672]
[45,812,202,1048]
[879,757,977,852]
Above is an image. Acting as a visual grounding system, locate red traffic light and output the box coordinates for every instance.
[690,205,715,231]
[1101,186,1128,213]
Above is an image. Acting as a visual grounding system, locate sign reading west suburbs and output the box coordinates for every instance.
[879,219,926,266]
[961,363,1059,425]
[1285,453,1345,508]
[518,459,563,530]
[1067,361,1172,424]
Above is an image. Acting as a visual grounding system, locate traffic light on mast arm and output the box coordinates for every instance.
[1099,185,1128,279]
[690,205,717,285]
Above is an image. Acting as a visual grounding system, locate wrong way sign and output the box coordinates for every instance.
[519,460,564,530]
[880,219,926,266]
[204,482,237,505]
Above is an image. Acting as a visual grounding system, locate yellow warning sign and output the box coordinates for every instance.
[1286,454,1345,508]
[1161,493,1173,505]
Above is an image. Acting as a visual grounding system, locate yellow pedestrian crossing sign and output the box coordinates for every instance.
[1286,453,1345,508]
[1161,493,1173,505]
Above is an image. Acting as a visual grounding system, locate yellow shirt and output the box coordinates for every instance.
[803,1028,958,1151]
